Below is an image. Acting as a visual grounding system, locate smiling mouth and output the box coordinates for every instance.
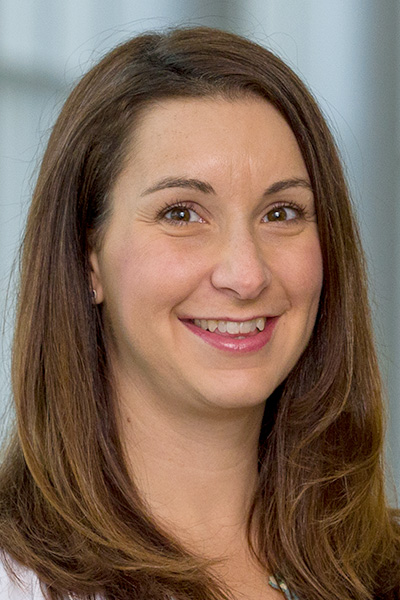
[184,317,267,338]
[180,316,279,352]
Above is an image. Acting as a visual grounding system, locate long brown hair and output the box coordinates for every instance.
[0,27,398,600]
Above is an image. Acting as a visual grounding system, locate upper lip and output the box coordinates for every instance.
[179,315,274,322]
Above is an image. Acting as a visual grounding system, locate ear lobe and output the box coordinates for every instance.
[89,250,104,304]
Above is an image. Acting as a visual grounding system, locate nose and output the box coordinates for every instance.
[210,228,271,300]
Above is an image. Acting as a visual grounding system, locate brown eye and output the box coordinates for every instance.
[162,204,203,224]
[168,207,191,221]
[264,206,298,222]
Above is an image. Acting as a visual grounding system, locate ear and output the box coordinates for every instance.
[89,250,105,304]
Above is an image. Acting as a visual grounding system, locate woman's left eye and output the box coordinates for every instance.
[262,205,300,223]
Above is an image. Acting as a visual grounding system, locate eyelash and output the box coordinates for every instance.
[157,200,307,226]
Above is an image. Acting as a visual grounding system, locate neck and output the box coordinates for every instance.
[116,373,265,558]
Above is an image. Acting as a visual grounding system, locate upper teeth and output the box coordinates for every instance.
[193,317,266,334]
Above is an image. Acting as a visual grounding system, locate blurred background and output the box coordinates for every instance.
[1,0,399,498]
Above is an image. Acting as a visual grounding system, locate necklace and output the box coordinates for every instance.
[268,575,299,599]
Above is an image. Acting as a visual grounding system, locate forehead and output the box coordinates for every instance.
[117,95,309,199]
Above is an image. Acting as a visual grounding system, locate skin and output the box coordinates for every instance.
[90,96,323,599]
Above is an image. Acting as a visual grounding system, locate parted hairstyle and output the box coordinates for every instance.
[0,26,399,600]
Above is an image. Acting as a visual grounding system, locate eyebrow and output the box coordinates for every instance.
[140,176,312,197]
[265,178,312,195]
[140,177,215,196]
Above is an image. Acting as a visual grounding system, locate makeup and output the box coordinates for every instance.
[180,317,279,353]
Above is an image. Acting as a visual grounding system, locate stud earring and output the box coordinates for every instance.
[92,289,97,303]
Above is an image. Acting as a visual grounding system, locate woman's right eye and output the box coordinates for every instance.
[160,203,204,225]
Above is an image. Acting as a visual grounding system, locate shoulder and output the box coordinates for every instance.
[0,556,104,600]
[0,557,46,599]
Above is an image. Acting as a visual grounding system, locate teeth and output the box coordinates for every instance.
[256,318,265,332]
[217,320,227,333]
[193,317,266,334]
[208,319,218,332]
[239,321,253,334]
[226,321,240,334]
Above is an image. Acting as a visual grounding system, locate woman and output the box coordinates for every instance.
[0,26,399,600]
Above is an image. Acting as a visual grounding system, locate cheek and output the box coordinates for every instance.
[275,236,323,306]
[105,235,207,309]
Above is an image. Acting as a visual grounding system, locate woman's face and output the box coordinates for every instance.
[90,96,323,414]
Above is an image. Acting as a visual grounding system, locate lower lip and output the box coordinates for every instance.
[181,318,279,353]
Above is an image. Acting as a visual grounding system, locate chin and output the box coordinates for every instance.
[194,380,279,413]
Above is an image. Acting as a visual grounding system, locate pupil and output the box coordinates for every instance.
[269,208,285,221]
[172,208,189,221]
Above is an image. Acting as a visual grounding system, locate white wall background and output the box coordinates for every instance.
[1,0,399,497]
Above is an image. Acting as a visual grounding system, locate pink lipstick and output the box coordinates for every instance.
[180,317,279,353]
